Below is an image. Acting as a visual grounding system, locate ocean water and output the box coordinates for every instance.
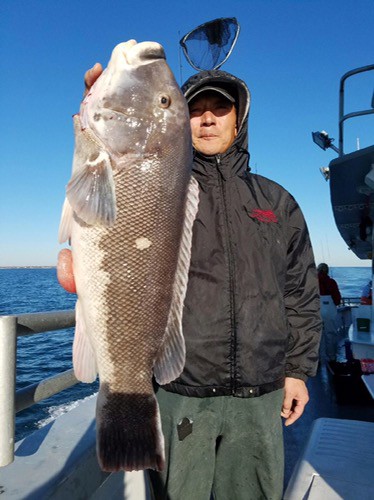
[0,268,99,441]
[0,266,371,442]
[329,266,372,299]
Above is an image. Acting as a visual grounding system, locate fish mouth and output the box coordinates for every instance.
[121,40,166,66]
[110,40,166,71]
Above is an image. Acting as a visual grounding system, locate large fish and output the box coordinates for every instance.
[58,40,199,472]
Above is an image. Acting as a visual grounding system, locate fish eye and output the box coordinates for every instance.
[159,95,171,108]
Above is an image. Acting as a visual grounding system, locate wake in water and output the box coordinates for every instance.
[37,393,98,429]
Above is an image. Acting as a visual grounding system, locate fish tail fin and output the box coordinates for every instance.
[96,390,165,472]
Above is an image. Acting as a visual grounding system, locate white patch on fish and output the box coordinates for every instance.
[135,237,152,250]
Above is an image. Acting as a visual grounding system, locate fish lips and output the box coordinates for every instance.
[110,40,166,69]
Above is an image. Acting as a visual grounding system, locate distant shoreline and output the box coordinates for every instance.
[0,266,56,269]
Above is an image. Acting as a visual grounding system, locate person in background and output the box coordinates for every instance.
[317,263,341,306]
[317,263,341,362]
[60,62,322,500]
[360,280,372,305]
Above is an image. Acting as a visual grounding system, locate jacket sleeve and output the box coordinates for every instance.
[329,278,342,306]
[283,196,322,381]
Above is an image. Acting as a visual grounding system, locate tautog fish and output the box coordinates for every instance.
[58,40,199,472]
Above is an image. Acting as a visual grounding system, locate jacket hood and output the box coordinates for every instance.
[182,69,251,151]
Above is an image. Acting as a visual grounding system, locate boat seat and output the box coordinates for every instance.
[284,417,374,500]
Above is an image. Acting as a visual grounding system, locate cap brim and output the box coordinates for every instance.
[186,86,235,104]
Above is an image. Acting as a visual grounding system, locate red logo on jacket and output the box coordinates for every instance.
[249,209,278,223]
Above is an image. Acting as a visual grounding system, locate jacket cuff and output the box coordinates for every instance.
[285,371,308,382]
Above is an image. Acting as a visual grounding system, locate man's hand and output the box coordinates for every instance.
[281,377,309,426]
[84,62,103,96]
[57,248,76,293]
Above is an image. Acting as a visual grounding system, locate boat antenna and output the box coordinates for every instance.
[178,30,184,84]
[320,239,326,264]
[325,235,332,273]
[179,17,240,71]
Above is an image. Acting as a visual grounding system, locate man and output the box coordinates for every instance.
[361,280,372,305]
[62,65,321,499]
[317,263,341,306]
[317,263,341,362]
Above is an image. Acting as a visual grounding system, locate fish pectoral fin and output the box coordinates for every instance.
[58,198,74,243]
[154,176,200,385]
[153,319,185,386]
[73,299,98,383]
[66,115,116,227]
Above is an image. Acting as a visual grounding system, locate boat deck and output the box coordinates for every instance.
[0,361,373,498]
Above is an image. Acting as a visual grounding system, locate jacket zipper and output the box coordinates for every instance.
[216,155,237,395]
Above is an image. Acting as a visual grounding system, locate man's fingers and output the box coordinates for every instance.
[84,62,103,95]
[283,400,306,426]
[281,377,309,426]
[57,249,76,293]
[281,396,293,418]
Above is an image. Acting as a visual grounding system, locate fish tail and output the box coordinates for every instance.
[96,390,165,472]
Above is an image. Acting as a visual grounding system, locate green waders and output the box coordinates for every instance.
[148,388,284,500]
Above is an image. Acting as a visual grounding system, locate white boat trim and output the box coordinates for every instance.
[362,374,374,399]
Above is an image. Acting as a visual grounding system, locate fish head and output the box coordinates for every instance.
[80,40,191,163]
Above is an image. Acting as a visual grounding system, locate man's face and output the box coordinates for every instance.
[189,91,238,156]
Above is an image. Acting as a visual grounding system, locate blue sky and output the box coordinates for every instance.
[1,0,373,267]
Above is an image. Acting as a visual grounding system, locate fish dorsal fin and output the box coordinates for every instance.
[73,299,98,383]
[153,176,200,385]
[66,115,116,227]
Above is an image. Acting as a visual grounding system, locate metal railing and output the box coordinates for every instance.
[0,310,76,467]
[340,297,361,307]
[338,64,374,156]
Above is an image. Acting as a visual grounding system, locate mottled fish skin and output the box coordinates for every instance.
[59,40,198,472]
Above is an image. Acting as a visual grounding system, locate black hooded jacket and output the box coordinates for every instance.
[163,70,321,398]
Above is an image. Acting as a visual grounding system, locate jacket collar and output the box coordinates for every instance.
[192,143,250,181]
